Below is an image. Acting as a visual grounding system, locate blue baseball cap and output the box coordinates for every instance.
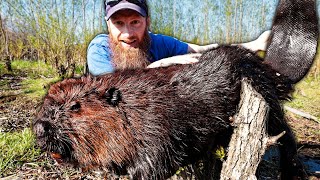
[105,0,148,20]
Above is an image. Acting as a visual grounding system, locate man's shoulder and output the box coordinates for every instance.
[148,32,188,61]
[89,34,110,47]
[149,32,175,42]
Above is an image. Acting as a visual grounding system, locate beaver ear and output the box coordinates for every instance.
[105,87,122,106]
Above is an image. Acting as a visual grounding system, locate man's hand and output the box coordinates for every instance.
[147,53,201,68]
[238,30,271,52]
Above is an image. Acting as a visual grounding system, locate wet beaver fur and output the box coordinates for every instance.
[33,46,299,179]
[33,0,318,179]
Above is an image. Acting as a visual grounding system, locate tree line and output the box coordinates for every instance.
[1,0,319,77]
[0,0,104,77]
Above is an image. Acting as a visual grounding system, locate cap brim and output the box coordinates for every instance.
[106,2,147,20]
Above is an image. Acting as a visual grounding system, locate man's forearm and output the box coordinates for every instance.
[147,53,201,68]
[235,30,271,52]
[187,43,219,53]
[187,30,271,53]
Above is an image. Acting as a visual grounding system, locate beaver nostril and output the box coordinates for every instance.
[33,121,52,137]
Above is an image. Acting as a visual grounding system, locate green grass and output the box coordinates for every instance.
[11,60,57,78]
[1,60,61,100]
[1,60,57,78]
[0,60,60,176]
[75,65,86,75]
[286,75,320,119]
[22,77,61,99]
[0,63,5,74]
[0,128,41,177]
[0,79,9,87]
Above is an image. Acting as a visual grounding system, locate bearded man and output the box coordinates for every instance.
[87,0,270,75]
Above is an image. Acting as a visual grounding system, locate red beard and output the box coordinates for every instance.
[110,30,151,71]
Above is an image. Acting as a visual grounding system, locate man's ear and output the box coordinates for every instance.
[106,17,110,28]
[106,18,112,34]
[105,87,122,106]
[146,17,150,27]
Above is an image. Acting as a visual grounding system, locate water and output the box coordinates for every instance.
[262,146,320,178]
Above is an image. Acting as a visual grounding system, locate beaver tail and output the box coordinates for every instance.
[264,0,319,84]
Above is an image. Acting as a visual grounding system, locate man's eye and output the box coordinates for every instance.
[115,21,124,25]
[131,20,140,25]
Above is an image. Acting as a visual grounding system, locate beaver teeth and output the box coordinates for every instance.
[50,152,63,164]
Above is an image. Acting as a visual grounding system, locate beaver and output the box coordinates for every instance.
[33,0,318,179]
[32,47,303,179]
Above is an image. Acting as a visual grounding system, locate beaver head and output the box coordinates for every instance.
[33,76,141,169]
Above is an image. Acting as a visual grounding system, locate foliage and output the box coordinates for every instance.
[0,0,102,77]
[214,146,226,161]
[147,0,278,44]
[0,128,41,177]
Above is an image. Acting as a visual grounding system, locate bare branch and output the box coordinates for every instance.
[284,106,319,124]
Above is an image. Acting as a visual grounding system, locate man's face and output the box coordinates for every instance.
[107,9,149,49]
[106,9,151,70]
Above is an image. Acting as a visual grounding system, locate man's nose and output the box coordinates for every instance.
[121,25,134,38]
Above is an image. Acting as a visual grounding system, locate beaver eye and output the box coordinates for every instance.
[70,102,81,112]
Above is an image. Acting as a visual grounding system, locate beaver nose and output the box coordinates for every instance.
[33,121,52,138]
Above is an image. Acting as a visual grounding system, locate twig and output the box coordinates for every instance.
[267,131,286,146]
[284,106,319,124]
[0,90,23,99]
[0,117,8,120]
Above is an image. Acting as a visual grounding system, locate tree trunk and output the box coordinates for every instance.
[0,14,11,72]
[220,79,283,180]
[233,0,238,42]
[92,0,96,32]
[82,0,86,32]
[169,79,281,180]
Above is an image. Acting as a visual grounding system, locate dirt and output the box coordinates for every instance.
[287,115,320,159]
[0,73,319,179]
[0,74,37,133]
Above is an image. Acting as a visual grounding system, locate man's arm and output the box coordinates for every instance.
[187,30,271,53]
[233,30,271,52]
[187,43,219,53]
[148,30,271,69]
[147,53,200,68]
[87,34,114,75]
